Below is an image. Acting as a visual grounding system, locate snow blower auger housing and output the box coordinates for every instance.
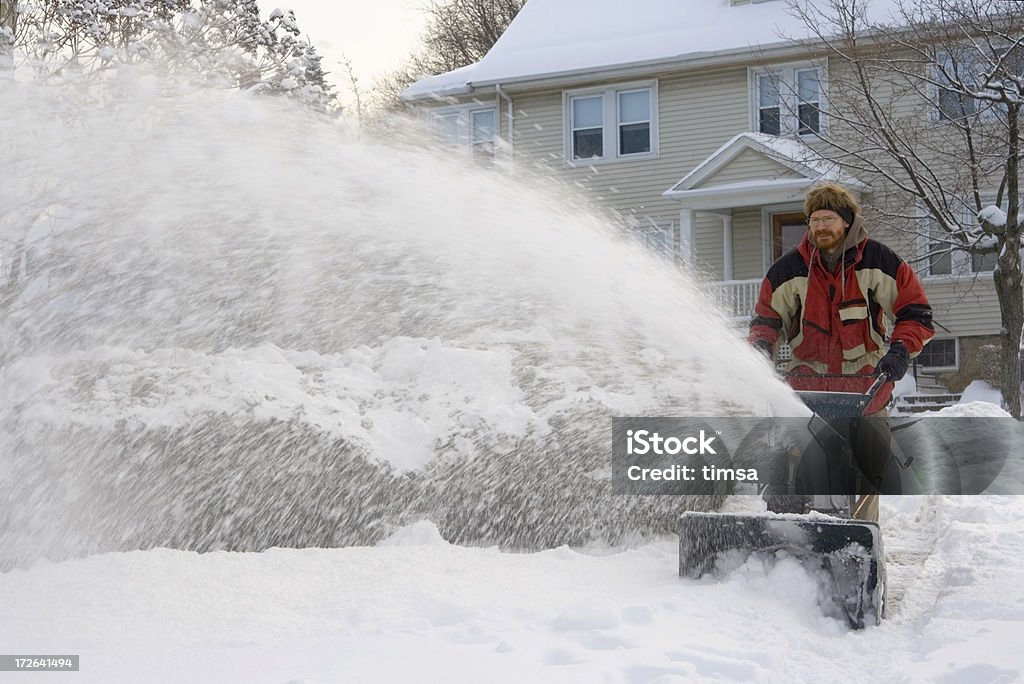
[678,374,891,630]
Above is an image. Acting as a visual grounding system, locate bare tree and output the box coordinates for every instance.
[370,0,526,114]
[781,0,1023,417]
[340,55,367,125]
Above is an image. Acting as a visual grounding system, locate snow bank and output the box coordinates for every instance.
[939,400,1011,418]
[378,520,449,547]
[956,380,1004,412]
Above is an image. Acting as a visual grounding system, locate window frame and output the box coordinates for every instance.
[748,61,828,139]
[562,80,659,166]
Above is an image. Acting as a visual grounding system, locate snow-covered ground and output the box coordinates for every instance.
[2,495,1023,684]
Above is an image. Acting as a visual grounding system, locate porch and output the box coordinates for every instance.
[706,278,761,321]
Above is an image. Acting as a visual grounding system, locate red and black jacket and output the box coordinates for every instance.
[749,232,934,413]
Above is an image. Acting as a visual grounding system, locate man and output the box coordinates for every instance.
[749,182,934,521]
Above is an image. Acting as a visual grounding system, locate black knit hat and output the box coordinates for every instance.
[830,206,855,227]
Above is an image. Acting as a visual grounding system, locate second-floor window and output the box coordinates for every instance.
[564,81,659,163]
[751,63,824,137]
[935,50,982,122]
[934,46,1024,123]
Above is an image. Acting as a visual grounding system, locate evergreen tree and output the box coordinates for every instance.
[5,0,336,109]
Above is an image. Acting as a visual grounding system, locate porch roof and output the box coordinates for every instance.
[662,132,868,210]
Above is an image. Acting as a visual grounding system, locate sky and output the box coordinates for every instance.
[278,1,430,105]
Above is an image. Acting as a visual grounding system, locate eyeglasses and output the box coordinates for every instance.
[808,216,842,227]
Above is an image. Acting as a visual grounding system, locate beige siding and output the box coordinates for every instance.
[694,213,725,279]
[509,68,752,231]
[921,278,1002,338]
[509,90,565,175]
[701,149,803,188]
[732,207,765,280]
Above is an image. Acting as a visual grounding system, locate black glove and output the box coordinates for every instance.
[875,341,909,381]
[753,338,774,360]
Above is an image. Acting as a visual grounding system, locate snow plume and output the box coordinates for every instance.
[0,72,803,568]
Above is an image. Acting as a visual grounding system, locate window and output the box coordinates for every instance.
[966,197,999,272]
[625,218,674,256]
[971,248,997,273]
[751,63,825,137]
[797,69,821,135]
[969,196,1001,273]
[571,96,603,159]
[564,81,658,163]
[920,200,999,277]
[757,74,781,136]
[618,90,652,155]
[470,109,496,159]
[428,105,498,161]
[936,50,980,122]
[917,338,957,369]
[434,112,459,144]
[925,221,953,276]
[935,45,1024,123]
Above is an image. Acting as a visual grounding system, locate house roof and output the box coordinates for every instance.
[402,0,903,101]
[401,64,478,101]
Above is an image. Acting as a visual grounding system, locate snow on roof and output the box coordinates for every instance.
[403,0,903,100]
[402,63,477,101]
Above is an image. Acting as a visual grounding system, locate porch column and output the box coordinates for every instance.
[722,214,734,281]
[677,208,696,268]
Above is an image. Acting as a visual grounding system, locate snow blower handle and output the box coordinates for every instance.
[865,371,890,401]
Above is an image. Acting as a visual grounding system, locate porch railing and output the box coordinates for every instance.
[705,278,761,321]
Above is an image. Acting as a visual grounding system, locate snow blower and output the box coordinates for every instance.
[679,374,893,629]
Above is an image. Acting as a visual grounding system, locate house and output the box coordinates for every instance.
[401,0,1014,393]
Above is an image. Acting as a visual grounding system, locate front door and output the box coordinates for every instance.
[772,212,808,261]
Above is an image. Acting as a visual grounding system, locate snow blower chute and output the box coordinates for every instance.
[679,374,893,629]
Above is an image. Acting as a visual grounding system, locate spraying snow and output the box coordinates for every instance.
[0,71,803,568]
